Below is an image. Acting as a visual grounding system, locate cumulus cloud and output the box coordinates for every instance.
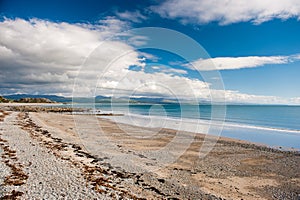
[0,17,298,104]
[150,65,188,75]
[116,11,147,23]
[152,0,300,25]
[0,17,136,95]
[188,55,295,71]
[91,50,300,105]
[97,69,208,99]
[218,90,283,104]
[96,63,300,105]
[0,17,210,100]
[290,97,300,105]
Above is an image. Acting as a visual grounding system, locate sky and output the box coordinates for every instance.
[0,0,300,104]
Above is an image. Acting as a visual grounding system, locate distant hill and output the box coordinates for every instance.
[0,95,55,103]
[4,94,71,103]
[73,96,156,103]
[0,96,11,103]
[95,96,179,104]
[2,94,181,104]
[15,97,55,103]
[129,97,179,104]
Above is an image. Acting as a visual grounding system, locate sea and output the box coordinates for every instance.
[69,103,300,150]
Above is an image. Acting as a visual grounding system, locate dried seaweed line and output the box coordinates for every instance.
[17,112,144,200]
[0,111,27,199]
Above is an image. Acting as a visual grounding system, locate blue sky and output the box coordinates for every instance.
[0,0,300,104]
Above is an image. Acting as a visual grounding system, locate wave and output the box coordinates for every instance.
[99,111,300,136]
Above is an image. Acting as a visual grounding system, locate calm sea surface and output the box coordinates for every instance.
[70,103,300,150]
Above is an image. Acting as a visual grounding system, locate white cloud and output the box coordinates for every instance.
[0,18,298,104]
[97,16,130,33]
[0,17,137,95]
[291,54,300,60]
[150,65,188,75]
[116,11,147,23]
[152,0,300,25]
[91,50,207,98]
[188,55,292,71]
[93,51,299,105]
[97,70,209,99]
[139,52,159,62]
[290,97,300,104]
[96,63,300,105]
[221,90,282,104]
[161,68,188,75]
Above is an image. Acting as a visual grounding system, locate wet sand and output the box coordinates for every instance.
[0,105,299,199]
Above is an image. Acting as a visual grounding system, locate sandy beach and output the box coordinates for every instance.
[0,104,299,200]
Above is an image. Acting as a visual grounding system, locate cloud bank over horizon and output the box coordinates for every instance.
[152,0,300,25]
[0,18,299,104]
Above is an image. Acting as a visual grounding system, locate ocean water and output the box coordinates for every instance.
[71,103,300,150]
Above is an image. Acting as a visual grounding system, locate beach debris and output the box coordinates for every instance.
[0,111,28,199]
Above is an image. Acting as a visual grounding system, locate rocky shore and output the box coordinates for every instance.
[0,104,299,199]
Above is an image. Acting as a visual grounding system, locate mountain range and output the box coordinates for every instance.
[2,94,179,104]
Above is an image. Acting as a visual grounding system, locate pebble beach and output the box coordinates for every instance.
[0,104,299,199]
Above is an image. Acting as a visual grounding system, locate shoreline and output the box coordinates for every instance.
[99,114,300,153]
[0,102,63,106]
[98,112,300,151]
[2,103,300,151]
[0,104,300,199]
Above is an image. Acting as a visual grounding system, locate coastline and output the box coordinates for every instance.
[0,104,299,199]
[0,103,63,106]
[100,111,300,151]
